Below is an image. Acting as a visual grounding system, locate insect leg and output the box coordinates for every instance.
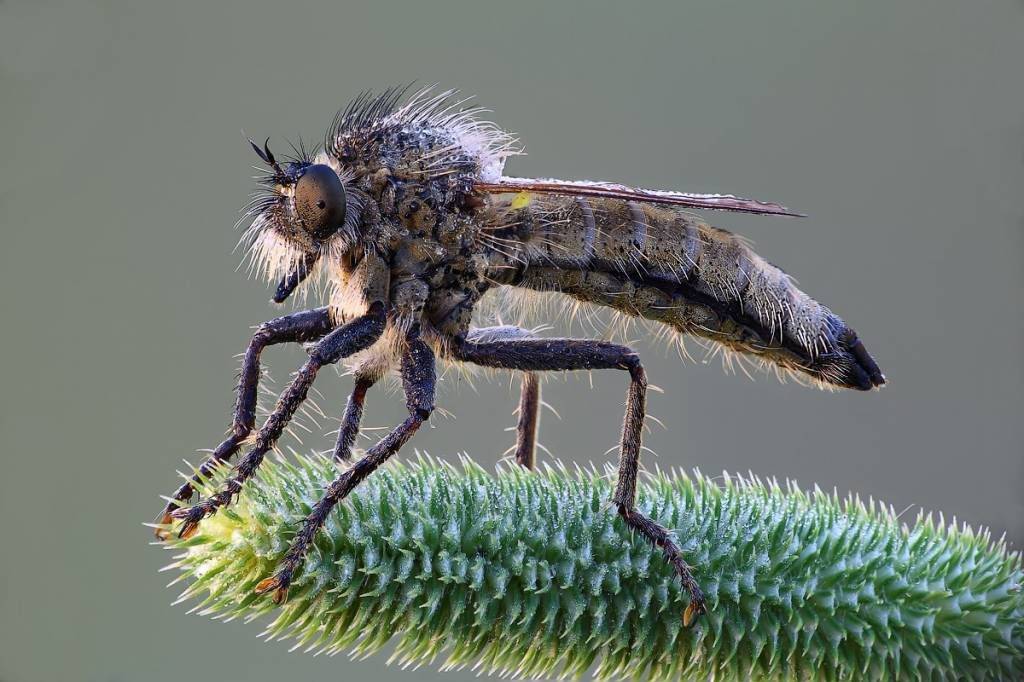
[452,336,707,625]
[171,303,386,538]
[464,325,541,470]
[332,373,377,462]
[255,326,435,604]
[514,373,540,470]
[155,307,334,537]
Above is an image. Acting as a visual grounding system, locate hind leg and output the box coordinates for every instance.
[453,334,707,625]
[332,373,377,462]
[513,372,540,470]
[465,326,542,470]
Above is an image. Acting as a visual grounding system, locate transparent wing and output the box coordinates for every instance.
[474,176,805,217]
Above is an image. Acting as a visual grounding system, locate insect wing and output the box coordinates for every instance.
[474,177,805,217]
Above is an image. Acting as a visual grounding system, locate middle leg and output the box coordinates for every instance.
[255,327,436,603]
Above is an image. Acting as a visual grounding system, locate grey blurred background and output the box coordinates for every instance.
[1,1,1022,680]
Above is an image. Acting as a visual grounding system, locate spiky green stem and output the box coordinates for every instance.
[159,455,1023,680]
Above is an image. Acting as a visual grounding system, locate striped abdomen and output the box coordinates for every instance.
[488,194,883,390]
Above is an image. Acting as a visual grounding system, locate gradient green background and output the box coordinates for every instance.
[2,1,1022,680]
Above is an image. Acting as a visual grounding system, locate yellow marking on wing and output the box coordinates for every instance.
[510,192,532,210]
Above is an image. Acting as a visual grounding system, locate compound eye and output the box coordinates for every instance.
[294,164,347,239]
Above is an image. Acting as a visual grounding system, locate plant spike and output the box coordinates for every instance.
[157,454,1024,680]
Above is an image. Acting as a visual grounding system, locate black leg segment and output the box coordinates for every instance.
[156,307,334,536]
[332,374,376,462]
[514,373,540,470]
[464,325,542,470]
[255,328,436,603]
[453,335,707,625]
[171,303,386,538]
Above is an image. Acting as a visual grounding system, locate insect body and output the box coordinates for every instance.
[157,87,884,627]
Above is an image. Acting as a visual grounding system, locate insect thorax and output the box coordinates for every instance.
[328,121,497,340]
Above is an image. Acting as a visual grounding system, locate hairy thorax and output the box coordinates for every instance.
[329,124,497,362]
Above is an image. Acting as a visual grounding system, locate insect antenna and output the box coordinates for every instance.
[246,135,286,182]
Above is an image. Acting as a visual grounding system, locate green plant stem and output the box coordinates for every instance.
[159,454,1023,680]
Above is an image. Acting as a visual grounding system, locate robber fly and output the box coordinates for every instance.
[155,86,884,626]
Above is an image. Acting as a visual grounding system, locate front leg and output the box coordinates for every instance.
[171,303,386,538]
[255,325,436,603]
[332,373,377,462]
[453,335,707,626]
[155,307,334,536]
